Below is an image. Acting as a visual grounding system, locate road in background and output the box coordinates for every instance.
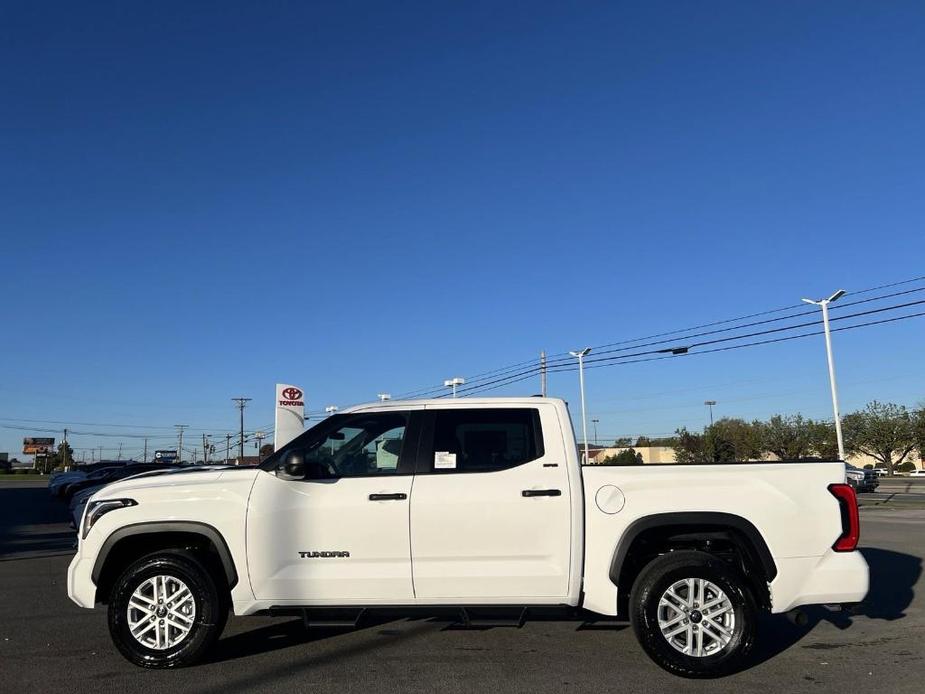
[1,479,923,693]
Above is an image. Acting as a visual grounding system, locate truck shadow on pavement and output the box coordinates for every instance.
[207,548,919,675]
[748,546,921,670]
[206,608,627,667]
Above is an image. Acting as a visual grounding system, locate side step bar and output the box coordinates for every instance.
[301,608,368,629]
[453,607,528,629]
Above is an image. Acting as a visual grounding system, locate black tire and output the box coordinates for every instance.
[629,550,757,678]
[108,550,228,668]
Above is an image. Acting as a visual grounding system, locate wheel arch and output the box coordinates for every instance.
[91,521,238,604]
[610,512,777,611]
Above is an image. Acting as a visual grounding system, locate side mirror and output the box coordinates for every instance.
[277,450,305,481]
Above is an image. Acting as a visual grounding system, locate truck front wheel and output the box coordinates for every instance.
[629,550,757,678]
[107,550,227,668]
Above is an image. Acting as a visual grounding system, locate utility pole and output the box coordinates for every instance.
[591,418,599,446]
[225,433,232,464]
[202,433,209,465]
[117,442,123,461]
[540,350,547,396]
[62,428,69,471]
[143,437,148,464]
[175,424,188,464]
[232,398,252,463]
[99,445,103,462]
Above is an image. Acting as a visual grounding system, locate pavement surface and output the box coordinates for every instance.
[1,478,924,693]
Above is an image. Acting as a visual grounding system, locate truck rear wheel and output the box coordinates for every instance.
[107,550,227,668]
[629,550,756,678]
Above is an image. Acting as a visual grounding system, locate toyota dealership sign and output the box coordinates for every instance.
[279,386,303,406]
[274,383,305,450]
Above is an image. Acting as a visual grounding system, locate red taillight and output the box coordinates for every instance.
[828,483,860,552]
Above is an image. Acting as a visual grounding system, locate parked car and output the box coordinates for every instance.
[906,469,925,477]
[50,463,126,496]
[845,465,879,492]
[68,397,868,677]
[60,466,126,500]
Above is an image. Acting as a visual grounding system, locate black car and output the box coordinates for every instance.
[845,464,879,493]
[62,463,179,500]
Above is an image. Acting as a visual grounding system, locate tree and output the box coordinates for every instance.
[259,443,274,458]
[44,441,75,473]
[673,428,708,464]
[808,421,839,460]
[913,406,925,465]
[842,401,917,476]
[613,437,632,447]
[601,448,644,466]
[708,418,763,462]
[759,414,815,460]
[674,419,762,463]
[635,435,679,448]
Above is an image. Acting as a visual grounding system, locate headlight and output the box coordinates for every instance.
[81,498,137,539]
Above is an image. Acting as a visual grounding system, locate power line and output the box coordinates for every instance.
[398,278,925,399]
[453,307,925,397]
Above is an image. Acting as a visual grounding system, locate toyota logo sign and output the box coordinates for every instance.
[282,387,302,400]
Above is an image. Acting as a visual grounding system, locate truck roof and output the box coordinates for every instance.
[342,396,566,414]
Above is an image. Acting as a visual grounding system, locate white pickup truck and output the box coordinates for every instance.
[68,397,868,677]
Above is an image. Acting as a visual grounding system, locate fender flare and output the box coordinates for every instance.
[608,512,777,586]
[91,521,238,588]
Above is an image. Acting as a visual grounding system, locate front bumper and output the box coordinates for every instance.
[770,549,869,613]
[67,547,98,608]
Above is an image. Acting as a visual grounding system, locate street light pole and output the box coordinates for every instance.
[704,400,717,427]
[444,377,465,398]
[569,348,592,464]
[591,418,599,445]
[802,289,847,461]
[254,431,266,464]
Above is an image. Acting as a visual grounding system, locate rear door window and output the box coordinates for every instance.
[426,408,544,473]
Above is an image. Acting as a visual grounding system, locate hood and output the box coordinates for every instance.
[92,464,260,500]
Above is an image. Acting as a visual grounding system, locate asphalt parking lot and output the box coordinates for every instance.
[1,479,923,693]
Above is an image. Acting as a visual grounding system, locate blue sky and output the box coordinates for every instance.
[2,1,924,459]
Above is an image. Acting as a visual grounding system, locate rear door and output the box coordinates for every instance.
[409,405,572,600]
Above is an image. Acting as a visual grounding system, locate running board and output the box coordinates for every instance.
[301,608,368,629]
[452,607,528,629]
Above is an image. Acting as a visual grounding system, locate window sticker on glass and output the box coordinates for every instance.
[434,451,457,469]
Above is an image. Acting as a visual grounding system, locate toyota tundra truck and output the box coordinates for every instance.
[68,397,868,677]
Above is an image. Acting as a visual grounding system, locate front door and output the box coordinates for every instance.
[409,405,572,600]
[247,411,416,603]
